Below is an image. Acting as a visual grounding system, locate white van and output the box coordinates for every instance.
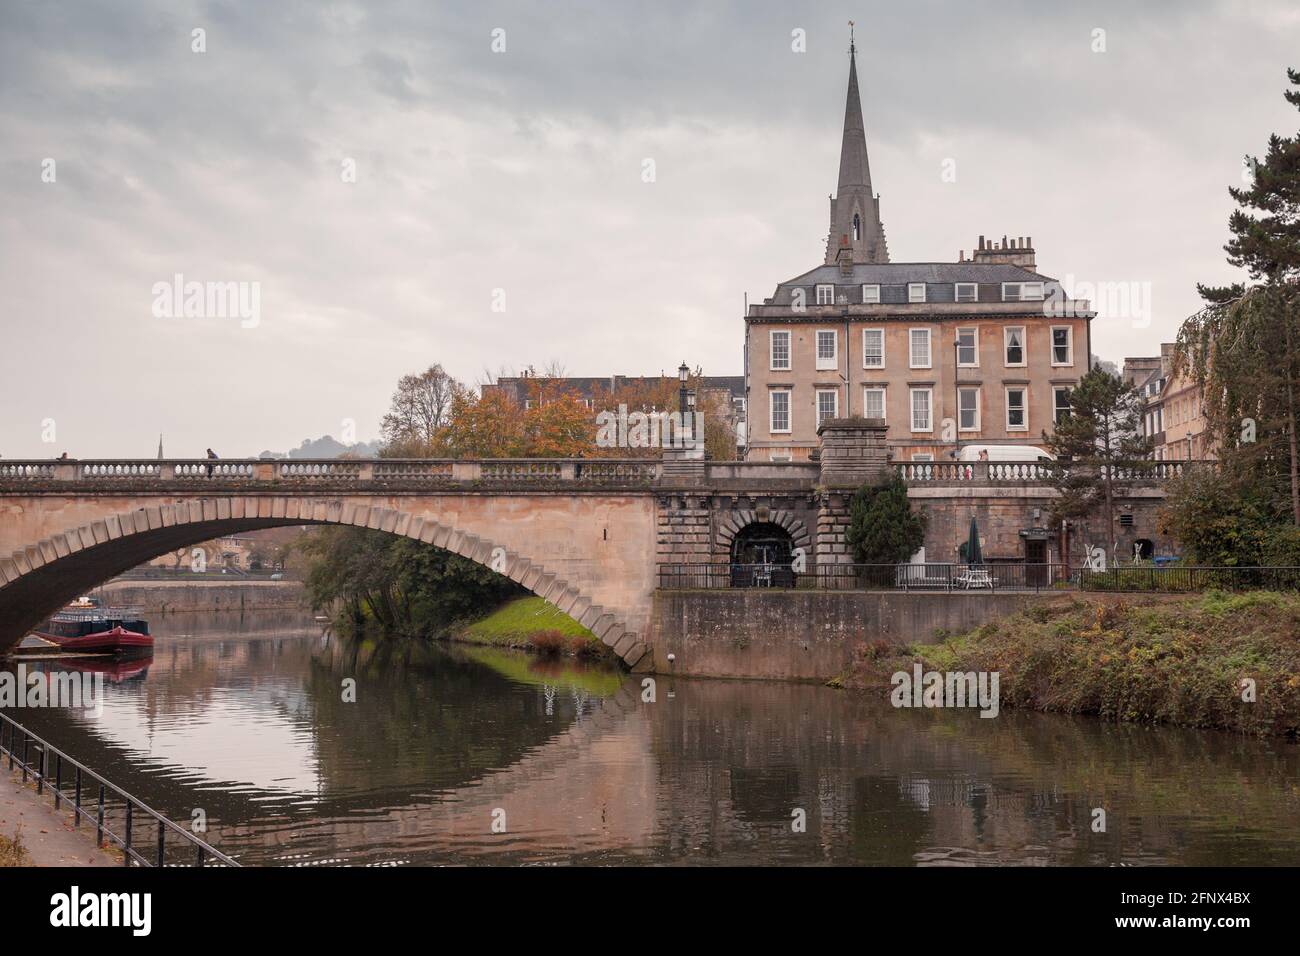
[955,444,1054,463]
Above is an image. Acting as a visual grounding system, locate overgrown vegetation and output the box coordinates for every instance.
[841,591,1300,736]
[0,829,30,867]
[301,526,521,634]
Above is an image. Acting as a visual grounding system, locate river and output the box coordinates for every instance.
[3,610,1298,866]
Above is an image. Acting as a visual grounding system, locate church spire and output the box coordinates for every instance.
[826,25,889,265]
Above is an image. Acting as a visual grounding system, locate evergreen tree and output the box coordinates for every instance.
[1044,367,1152,563]
[1177,67,1300,522]
[845,472,926,564]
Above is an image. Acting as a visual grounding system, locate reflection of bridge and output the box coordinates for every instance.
[0,422,1201,669]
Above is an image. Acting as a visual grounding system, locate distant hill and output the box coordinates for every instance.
[256,435,381,459]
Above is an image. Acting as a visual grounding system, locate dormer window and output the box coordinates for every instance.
[1002,281,1045,302]
[908,283,926,303]
[862,284,880,303]
[815,284,835,305]
[955,282,978,303]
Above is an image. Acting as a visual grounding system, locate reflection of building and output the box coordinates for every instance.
[743,42,1091,462]
[1124,344,1215,461]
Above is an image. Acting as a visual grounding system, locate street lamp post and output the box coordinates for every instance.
[678,361,692,442]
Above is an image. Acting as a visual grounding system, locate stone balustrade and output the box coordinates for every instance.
[0,458,665,488]
[895,459,1217,484]
[0,456,1211,491]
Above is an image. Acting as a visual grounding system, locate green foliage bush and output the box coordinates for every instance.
[844,473,926,564]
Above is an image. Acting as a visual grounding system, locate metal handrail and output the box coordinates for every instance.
[658,562,1300,593]
[0,711,237,867]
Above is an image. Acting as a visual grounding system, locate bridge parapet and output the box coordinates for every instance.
[896,459,1217,485]
[0,458,665,490]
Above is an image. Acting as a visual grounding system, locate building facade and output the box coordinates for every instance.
[1124,345,1215,461]
[744,43,1093,462]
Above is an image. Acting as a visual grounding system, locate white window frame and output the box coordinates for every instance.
[815,329,838,370]
[1053,386,1072,424]
[958,386,981,432]
[815,283,835,305]
[815,388,839,426]
[910,387,933,432]
[769,330,791,371]
[862,328,885,369]
[955,282,978,303]
[909,328,932,369]
[769,388,792,433]
[1051,326,1074,366]
[1005,386,1028,431]
[1004,326,1026,367]
[862,385,886,420]
[861,284,881,304]
[908,282,927,303]
[1001,281,1045,302]
[956,327,979,368]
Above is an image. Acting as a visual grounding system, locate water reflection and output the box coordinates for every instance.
[3,611,1298,866]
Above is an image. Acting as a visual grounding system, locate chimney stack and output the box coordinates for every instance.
[971,232,1036,269]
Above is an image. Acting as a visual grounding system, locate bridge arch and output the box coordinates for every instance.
[0,495,648,667]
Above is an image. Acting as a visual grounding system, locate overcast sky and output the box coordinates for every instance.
[2,0,1298,458]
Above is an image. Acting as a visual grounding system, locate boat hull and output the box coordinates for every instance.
[30,626,154,656]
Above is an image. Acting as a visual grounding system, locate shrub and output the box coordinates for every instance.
[528,630,567,656]
[845,473,926,564]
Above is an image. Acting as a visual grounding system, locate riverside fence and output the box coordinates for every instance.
[0,711,237,867]
[658,563,1300,593]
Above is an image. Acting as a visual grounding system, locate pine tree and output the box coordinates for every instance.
[845,473,926,564]
[1044,367,1152,563]
[1177,68,1300,522]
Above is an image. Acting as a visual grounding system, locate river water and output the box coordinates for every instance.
[3,610,1299,866]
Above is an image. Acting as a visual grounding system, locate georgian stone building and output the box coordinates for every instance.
[744,42,1094,462]
[1124,345,1216,461]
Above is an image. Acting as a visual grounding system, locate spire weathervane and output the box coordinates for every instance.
[849,20,855,54]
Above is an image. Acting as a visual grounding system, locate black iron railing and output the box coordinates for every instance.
[0,711,237,867]
[658,563,1300,593]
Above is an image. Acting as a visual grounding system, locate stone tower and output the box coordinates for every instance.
[824,38,889,265]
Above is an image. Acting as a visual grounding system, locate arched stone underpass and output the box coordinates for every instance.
[0,496,651,668]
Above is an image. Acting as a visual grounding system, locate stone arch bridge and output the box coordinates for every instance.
[0,423,1199,671]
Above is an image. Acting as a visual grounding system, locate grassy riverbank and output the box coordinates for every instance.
[839,591,1300,736]
[455,596,607,659]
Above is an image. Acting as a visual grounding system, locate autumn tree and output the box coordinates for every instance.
[380,364,464,456]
